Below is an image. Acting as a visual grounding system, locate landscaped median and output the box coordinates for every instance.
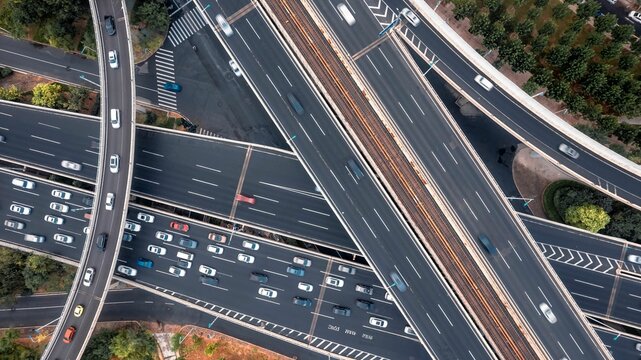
[543,179,641,241]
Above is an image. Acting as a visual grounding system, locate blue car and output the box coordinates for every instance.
[136,257,153,268]
[163,82,182,93]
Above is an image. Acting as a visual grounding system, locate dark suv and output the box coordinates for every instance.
[250,272,269,283]
[179,237,198,249]
[356,299,374,311]
[96,233,107,251]
[332,305,351,317]
[104,16,116,36]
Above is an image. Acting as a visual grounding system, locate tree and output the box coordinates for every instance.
[585,32,604,48]
[562,46,594,81]
[546,45,571,68]
[611,25,634,44]
[522,78,539,94]
[31,83,63,108]
[581,62,608,96]
[83,329,116,360]
[631,39,641,55]
[43,20,74,50]
[469,12,490,36]
[527,7,542,20]
[594,13,617,33]
[546,79,571,101]
[482,21,505,49]
[486,0,502,17]
[615,123,640,144]
[109,328,157,360]
[559,31,578,46]
[452,0,477,20]
[170,333,183,351]
[538,21,557,37]
[619,52,640,71]
[606,209,641,242]
[565,94,588,114]
[531,34,550,55]
[600,42,622,60]
[516,19,535,42]
[65,87,88,112]
[0,85,21,101]
[596,115,620,135]
[23,255,60,292]
[135,0,169,32]
[204,342,221,356]
[0,248,27,304]
[576,0,601,20]
[564,204,610,233]
[0,67,13,79]
[552,3,571,19]
[534,0,549,7]
[532,67,554,88]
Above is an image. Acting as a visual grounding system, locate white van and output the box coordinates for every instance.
[474,75,494,91]
[110,109,120,129]
[337,3,356,26]
[176,250,194,261]
[215,14,233,37]
[24,234,45,243]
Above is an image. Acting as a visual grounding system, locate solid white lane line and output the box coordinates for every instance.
[262,269,287,278]
[366,55,381,75]
[267,256,290,264]
[277,65,293,87]
[362,217,377,238]
[329,169,345,191]
[142,149,164,157]
[134,177,159,185]
[249,207,276,216]
[29,148,54,156]
[627,306,641,313]
[557,341,570,360]
[254,195,278,203]
[571,292,599,301]
[298,220,329,230]
[373,209,390,231]
[431,151,446,172]
[302,208,330,216]
[378,47,394,69]
[629,293,641,299]
[574,279,604,288]
[38,122,60,130]
[425,312,441,334]
[538,287,552,307]
[398,101,413,123]
[406,256,421,279]
[437,304,454,326]
[187,191,215,200]
[195,164,221,173]
[462,198,478,221]
[442,143,458,164]
[569,333,584,354]
[265,74,282,97]
[298,122,313,143]
[508,241,522,261]
[235,28,252,52]
[31,135,60,144]
[309,113,326,135]
[136,163,163,172]
[524,291,539,315]
[499,252,510,269]
[245,18,261,39]
[410,94,425,115]
[192,178,218,187]
[475,191,491,213]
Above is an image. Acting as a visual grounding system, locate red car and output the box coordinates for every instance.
[63,326,76,344]
[235,193,256,204]
[170,221,189,232]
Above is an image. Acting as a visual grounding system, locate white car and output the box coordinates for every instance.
[117,265,137,277]
[215,14,233,37]
[628,254,641,264]
[109,154,119,173]
[137,212,155,223]
[384,291,395,302]
[53,233,73,244]
[108,50,119,69]
[400,8,420,27]
[51,189,71,200]
[474,75,494,91]
[83,226,89,234]
[242,240,259,250]
[325,276,344,288]
[207,244,224,255]
[258,287,277,298]
[229,59,242,77]
[83,267,95,286]
[168,265,185,277]
[237,253,255,264]
[61,160,82,171]
[368,317,389,328]
[10,204,31,215]
[629,11,641,24]
[404,325,416,336]
[44,215,64,225]
[558,143,579,159]
[539,303,557,324]
[12,178,35,189]
[147,245,166,255]
[155,231,173,242]
[125,221,141,232]
[293,256,311,267]
[49,202,69,213]
[298,282,313,292]
[105,193,114,211]
[199,265,216,276]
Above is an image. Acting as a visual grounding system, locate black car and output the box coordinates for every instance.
[249,272,269,283]
[332,305,351,317]
[122,233,133,242]
[292,296,312,307]
[96,233,107,251]
[81,197,94,206]
[179,237,198,249]
[200,275,219,286]
[104,16,116,36]
[356,299,374,311]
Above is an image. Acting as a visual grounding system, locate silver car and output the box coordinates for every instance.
[155,231,173,242]
[168,265,185,277]
[83,268,95,286]
[147,245,166,255]
[558,143,579,159]
[108,50,119,69]
[400,8,420,27]
[237,253,255,264]
[53,233,73,244]
[4,219,25,229]
[539,302,557,324]
[109,154,120,173]
[61,160,82,171]
[44,215,64,225]
[50,202,69,213]
[117,265,137,277]
[10,204,31,215]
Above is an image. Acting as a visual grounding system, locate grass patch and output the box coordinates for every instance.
[542,179,577,222]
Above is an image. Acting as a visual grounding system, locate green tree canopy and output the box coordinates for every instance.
[611,25,634,44]
[606,209,641,242]
[0,85,22,101]
[576,0,601,20]
[469,11,491,36]
[31,83,62,108]
[564,204,610,233]
[109,328,157,360]
[82,329,117,360]
[594,13,617,33]
[551,3,571,19]
[135,0,169,32]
